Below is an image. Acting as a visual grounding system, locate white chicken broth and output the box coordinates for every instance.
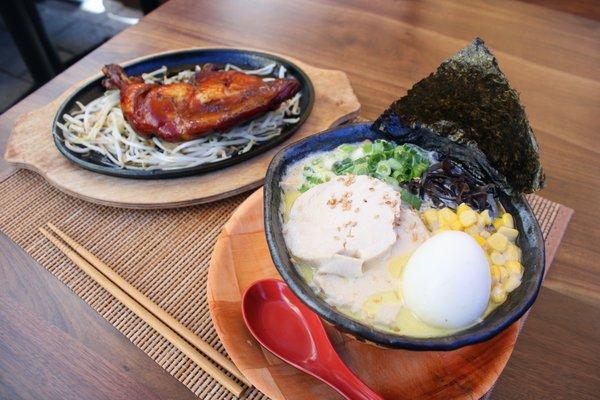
[279,141,523,337]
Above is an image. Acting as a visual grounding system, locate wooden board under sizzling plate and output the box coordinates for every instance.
[207,189,519,400]
[4,50,360,209]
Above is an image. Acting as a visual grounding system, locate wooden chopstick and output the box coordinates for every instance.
[45,222,249,386]
[39,226,246,397]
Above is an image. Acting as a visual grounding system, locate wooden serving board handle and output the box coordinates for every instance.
[4,51,361,209]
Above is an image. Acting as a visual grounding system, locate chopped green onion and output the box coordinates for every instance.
[393,145,408,159]
[401,189,422,209]
[377,175,398,186]
[339,144,356,153]
[299,183,312,193]
[387,158,404,171]
[352,163,369,175]
[332,158,354,174]
[297,139,431,196]
[375,161,392,176]
[372,141,384,154]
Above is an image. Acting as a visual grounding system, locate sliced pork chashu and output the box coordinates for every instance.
[283,175,400,269]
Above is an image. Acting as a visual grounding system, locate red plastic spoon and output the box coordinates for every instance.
[242,278,383,400]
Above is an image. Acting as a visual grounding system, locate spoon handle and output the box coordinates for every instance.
[323,365,384,400]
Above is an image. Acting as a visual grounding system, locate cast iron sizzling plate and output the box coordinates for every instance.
[52,49,314,179]
[264,122,545,351]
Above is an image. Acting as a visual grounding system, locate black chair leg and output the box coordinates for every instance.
[139,0,162,15]
[0,0,60,85]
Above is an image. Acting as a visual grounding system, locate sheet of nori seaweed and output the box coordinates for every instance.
[372,38,544,194]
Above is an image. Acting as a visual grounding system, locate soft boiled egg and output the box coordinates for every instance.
[401,230,491,329]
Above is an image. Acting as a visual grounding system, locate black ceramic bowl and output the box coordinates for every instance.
[264,122,545,350]
[52,48,314,179]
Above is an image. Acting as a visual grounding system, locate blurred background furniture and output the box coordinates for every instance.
[0,0,145,113]
[0,0,61,85]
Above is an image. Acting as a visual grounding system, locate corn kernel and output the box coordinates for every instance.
[458,209,478,227]
[464,225,480,236]
[439,208,458,224]
[487,232,508,252]
[422,209,438,230]
[490,264,501,284]
[433,227,450,235]
[472,234,486,247]
[450,220,463,230]
[491,251,506,266]
[480,230,491,239]
[498,226,519,242]
[502,213,515,229]
[491,284,507,303]
[498,265,509,283]
[504,244,521,262]
[493,218,503,230]
[504,275,521,292]
[505,260,523,276]
[456,203,468,214]
[479,210,492,225]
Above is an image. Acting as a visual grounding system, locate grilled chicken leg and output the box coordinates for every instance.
[101,64,301,142]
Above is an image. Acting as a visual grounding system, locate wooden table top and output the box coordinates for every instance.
[0,0,598,399]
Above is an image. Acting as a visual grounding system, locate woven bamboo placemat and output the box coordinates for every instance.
[0,169,572,399]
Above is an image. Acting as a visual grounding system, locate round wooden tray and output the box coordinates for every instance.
[4,48,360,209]
[208,189,520,400]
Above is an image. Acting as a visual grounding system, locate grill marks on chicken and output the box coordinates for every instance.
[101,64,301,142]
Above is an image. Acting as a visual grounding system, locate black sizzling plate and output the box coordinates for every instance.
[52,49,314,179]
[264,122,545,351]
